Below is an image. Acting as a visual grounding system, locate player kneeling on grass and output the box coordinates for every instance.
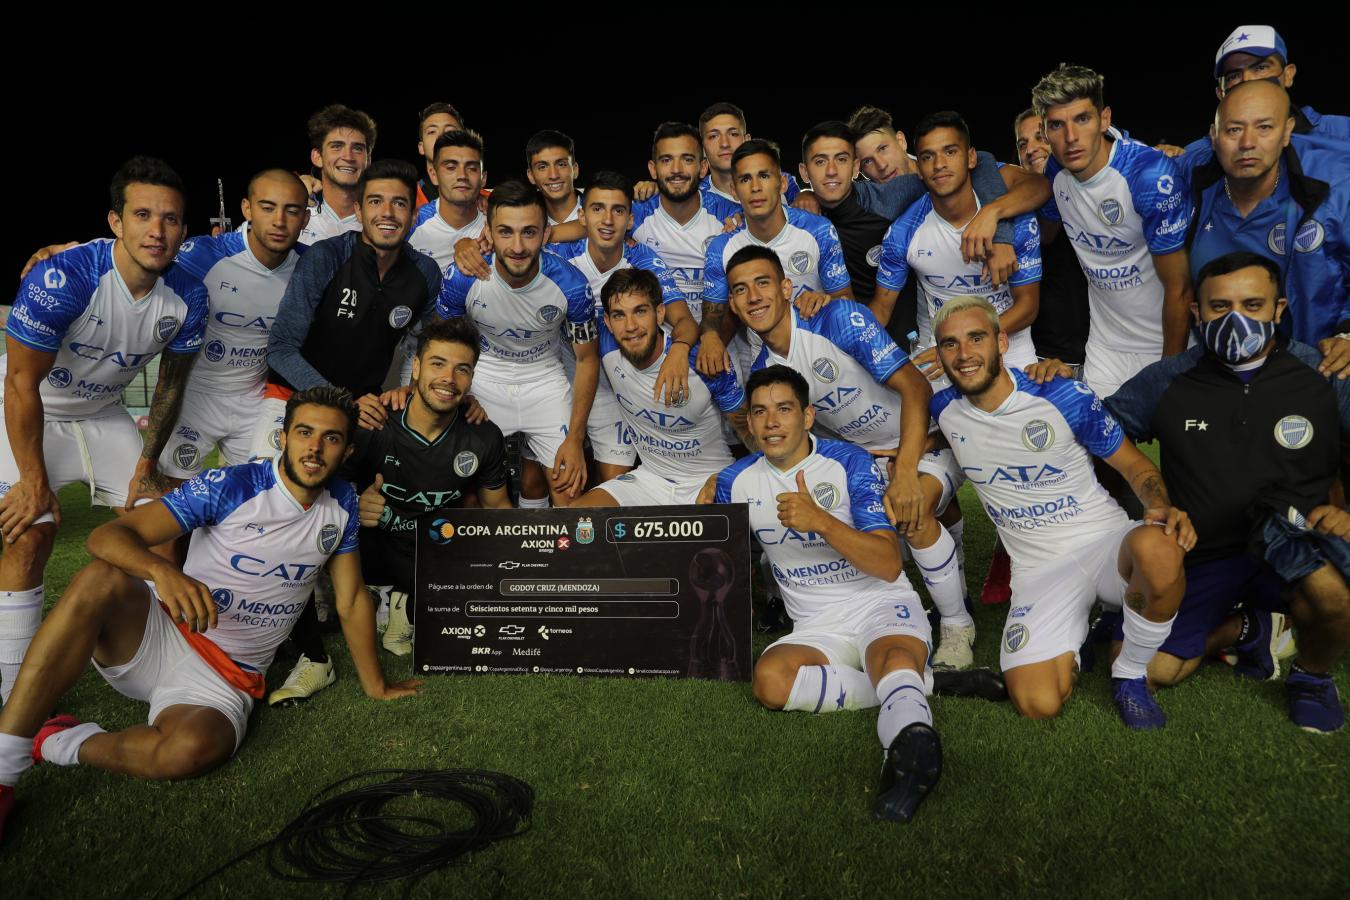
[931,296,1195,729]
[0,387,419,843]
[703,365,942,823]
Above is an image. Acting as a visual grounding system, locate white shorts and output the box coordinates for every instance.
[766,592,934,686]
[999,520,1141,672]
[158,387,264,478]
[876,447,964,517]
[1083,343,1159,399]
[250,396,287,462]
[94,591,253,752]
[473,374,571,466]
[0,409,142,520]
[587,383,636,466]
[597,465,707,506]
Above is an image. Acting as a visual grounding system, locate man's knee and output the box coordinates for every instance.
[1294,565,1350,622]
[0,523,57,577]
[149,726,233,781]
[752,658,798,710]
[1129,527,1185,589]
[1009,685,1067,720]
[1148,652,1197,688]
[59,560,139,617]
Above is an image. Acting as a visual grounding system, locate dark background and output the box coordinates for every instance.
[4,13,1340,280]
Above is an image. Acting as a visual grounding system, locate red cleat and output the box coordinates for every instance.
[32,714,82,765]
[980,542,1012,605]
[0,784,14,844]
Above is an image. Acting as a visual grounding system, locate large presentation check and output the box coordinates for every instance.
[414,505,751,681]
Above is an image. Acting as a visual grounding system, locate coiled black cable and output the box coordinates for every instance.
[175,768,534,897]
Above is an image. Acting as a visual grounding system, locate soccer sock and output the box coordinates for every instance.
[0,733,33,787]
[0,586,44,704]
[947,519,969,607]
[289,600,328,665]
[1234,609,1257,646]
[1113,603,1176,680]
[910,528,973,627]
[39,722,105,766]
[875,668,932,747]
[783,664,879,713]
[518,496,550,510]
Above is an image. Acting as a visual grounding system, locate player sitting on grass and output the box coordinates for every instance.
[0,387,419,844]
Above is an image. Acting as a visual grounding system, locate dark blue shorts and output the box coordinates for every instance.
[1111,554,1283,660]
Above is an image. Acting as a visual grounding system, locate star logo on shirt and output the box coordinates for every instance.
[231,285,239,293]
[1059,190,1070,203]
[836,686,846,710]
[1204,221,1213,232]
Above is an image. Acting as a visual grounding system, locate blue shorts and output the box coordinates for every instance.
[1111,554,1283,660]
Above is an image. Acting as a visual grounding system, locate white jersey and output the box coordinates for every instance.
[299,198,361,245]
[631,193,741,321]
[877,193,1042,364]
[547,195,582,227]
[5,239,208,420]
[409,201,486,271]
[932,370,1130,571]
[715,436,905,630]
[160,457,359,674]
[1042,136,1191,355]
[752,302,911,453]
[172,227,300,395]
[600,331,744,483]
[704,207,851,306]
[436,251,594,382]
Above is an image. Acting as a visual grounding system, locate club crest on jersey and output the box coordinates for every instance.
[1004,623,1029,653]
[1294,219,1325,253]
[575,516,594,544]
[429,518,455,544]
[1274,415,1313,450]
[155,316,180,343]
[866,245,883,267]
[211,589,234,613]
[454,451,479,477]
[46,367,72,389]
[1267,223,1287,256]
[268,428,282,451]
[204,340,226,363]
[617,473,637,482]
[388,305,413,329]
[43,268,67,289]
[788,251,812,276]
[812,482,840,510]
[1021,419,1055,452]
[537,305,563,325]
[812,357,839,383]
[1098,199,1124,226]
[317,523,341,555]
[173,443,199,471]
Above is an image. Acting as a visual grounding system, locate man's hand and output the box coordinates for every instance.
[124,458,174,512]
[1022,358,1075,383]
[1143,506,1197,551]
[696,332,731,377]
[633,180,658,202]
[464,393,488,424]
[552,436,587,498]
[453,236,492,280]
[366,678,423,700]
[723,213,744,233]
[777,471,831,534]
[1154,143,1186,158]
[962,207,999,263]
[793,290,832,320]
[149,561,217,633]
[1306,505,1350,540]
[791,191,821,214]
[882,462,925,536]
[20,243,79,280]
[1317,336,1350,380]
[0,480,61,543]
[377,384,414,414]
[982,243,1018,286]
[911,346,944,382]
[356,392,390,430]
[299,174,321,197]
[654,345,692,407]
[696,473,719,505]
[358,473,387,528]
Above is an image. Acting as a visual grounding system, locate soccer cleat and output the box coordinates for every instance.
[979,543,1012,605]
[31,714,82,764]
[1112,676,1166,730]
[931,667,1007,701]
[382,592,414,657]
[873,722,943,824]
[267,654,336,707]
[931,622,976,671]
[0,784,13,845]
[756,593,791,635]
[1233,610,1280,681]
[1286,667,1345,733]
[1079,610,1122,675]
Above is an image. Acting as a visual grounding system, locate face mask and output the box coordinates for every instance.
[1200,311,1276,363]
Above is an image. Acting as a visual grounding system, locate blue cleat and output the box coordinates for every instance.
[1112,676,1165,730]
[1286,668,1345,733]
[873,723,942,824]
[1233,610,1279,681]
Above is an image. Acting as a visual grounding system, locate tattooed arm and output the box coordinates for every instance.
[1102,440,1197,551]
[124,350,197,509]
[696,302,735,377]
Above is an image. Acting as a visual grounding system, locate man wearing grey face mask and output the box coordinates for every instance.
[1029,250,1350,732]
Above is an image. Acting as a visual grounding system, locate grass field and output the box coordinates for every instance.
[3,477,1348,899]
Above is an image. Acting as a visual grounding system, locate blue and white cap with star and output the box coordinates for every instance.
[1214,25,1288,77]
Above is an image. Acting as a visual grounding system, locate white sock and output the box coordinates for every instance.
[875,668,932,747]
[39,722,106,766]
[910,529,973,627]
[0,733,32,786]
[784,664,879,712]
[0,586,44,704]
[947,518,968,603]
[518,496,550,510]
[1113,603,1176,680]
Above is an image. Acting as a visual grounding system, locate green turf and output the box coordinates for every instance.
[3,479,1349,898]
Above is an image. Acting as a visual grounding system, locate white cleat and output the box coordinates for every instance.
[931,622,976,671]
[268,654,336,707]
[382,592,414,657]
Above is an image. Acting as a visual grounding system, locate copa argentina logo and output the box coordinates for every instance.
[1098,199,1124,226]
[454,451,479,477]
[388,305,413,329]
[1004,623,1030,653]
[204,340,226,362]
[1021,419,1055,452]
[812,482,840,510]
[1274,415,1313,450]
[155,316,180,343]
[812,357,839,383]
[788,251,811,276]
[317,523,340,555]
[429,518,456,544]
[536,304,563,325]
